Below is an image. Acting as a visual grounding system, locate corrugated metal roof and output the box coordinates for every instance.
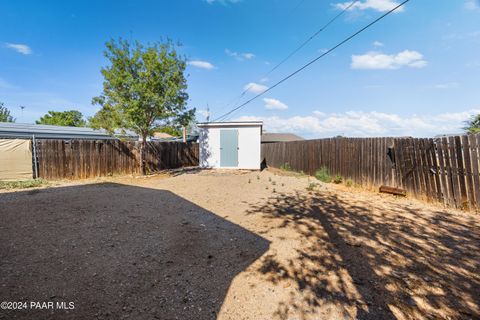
[0,122,138,140]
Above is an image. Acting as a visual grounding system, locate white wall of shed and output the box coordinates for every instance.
[199,125,261,170]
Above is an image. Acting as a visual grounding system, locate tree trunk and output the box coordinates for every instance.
[140,136,147,175]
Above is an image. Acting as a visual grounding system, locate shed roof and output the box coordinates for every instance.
[197,121,263,128]
[0,122,138,140]
[261,132,304,143]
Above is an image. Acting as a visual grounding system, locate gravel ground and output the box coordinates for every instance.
[1,168,479,320]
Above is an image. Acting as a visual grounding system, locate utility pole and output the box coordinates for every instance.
[206,104,210,122]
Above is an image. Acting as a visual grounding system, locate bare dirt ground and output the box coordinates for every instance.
[1,168,479,320]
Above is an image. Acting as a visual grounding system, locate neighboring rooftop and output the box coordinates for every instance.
[261,132,305,143]
[0,122,138,140]
[153,132,174,139]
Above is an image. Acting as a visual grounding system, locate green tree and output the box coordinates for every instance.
[156,126,182,137]
[90,38,193,174]
[36,110,86,127]
[0,102,15,122]
[464,114,480,134]
[154,111,197,138]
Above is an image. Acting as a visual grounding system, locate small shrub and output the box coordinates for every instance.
[333,174,343,184]
[248,179,251,184]
[306,182,317,191]
[257,175,260,180]
[345,179,353,187]
[315,167,331,183]
[280,163,292,171]
[273,188,276,193]
[281,183,285,187]
[295,170,307,179]
[271,181,276,186]
[268,177,272,182]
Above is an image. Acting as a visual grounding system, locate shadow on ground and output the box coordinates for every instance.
[247,191,480,320]
[0,183,269,320]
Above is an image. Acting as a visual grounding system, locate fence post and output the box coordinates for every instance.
[32,134,38,179]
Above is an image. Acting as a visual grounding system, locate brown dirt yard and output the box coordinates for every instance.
[1,168,479,320]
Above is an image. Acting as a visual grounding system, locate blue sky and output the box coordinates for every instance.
[0,0,479,138]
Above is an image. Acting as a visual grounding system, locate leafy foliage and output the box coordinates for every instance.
[155,112,198,137]
[280,162,292,171]
[0,102,15,122]
[157,126,182,137]
[36,110,86,127]
[90,38,194,174]
[345,178,353,187]
[464,114,480,134]
[306,182,318,192]
[333,174,343,184]
[315,166,332,183]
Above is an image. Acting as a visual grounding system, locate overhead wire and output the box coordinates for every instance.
[214,0,360,121]
[213,0,410,122]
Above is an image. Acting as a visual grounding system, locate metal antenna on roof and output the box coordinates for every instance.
[20,106,25,123]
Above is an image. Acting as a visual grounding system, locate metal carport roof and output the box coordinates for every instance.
[0,122,138,140]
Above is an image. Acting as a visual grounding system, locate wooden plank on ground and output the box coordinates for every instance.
[379,185,407,196]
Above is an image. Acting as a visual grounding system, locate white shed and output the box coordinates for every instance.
[197,121,263,170]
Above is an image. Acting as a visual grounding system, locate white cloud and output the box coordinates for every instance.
[351,50,427,70]
[425,82,460,90]
[334,0,405,13]
[5,43,32,55]
[465,0,480,10]
[244,82,268,94]
[187,60,215,70]
[260,77,269,83]
[264,98,288,110]
[443,31,480,41]
[225,48,255,61]
[373,41,384,47]
[235,109,480,138]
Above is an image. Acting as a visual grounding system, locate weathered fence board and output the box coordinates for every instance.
[36,140,199,180]
[262,134,480,211]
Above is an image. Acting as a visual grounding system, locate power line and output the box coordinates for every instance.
[266,0,359,77]
[213,0,410,122]
[214,0,360,121]
[286,0,307,18]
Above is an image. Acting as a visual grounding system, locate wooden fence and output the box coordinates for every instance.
[261,134,480,211]
[36,140,199,180]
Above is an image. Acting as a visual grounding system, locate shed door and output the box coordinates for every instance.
[220,130,238,167]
